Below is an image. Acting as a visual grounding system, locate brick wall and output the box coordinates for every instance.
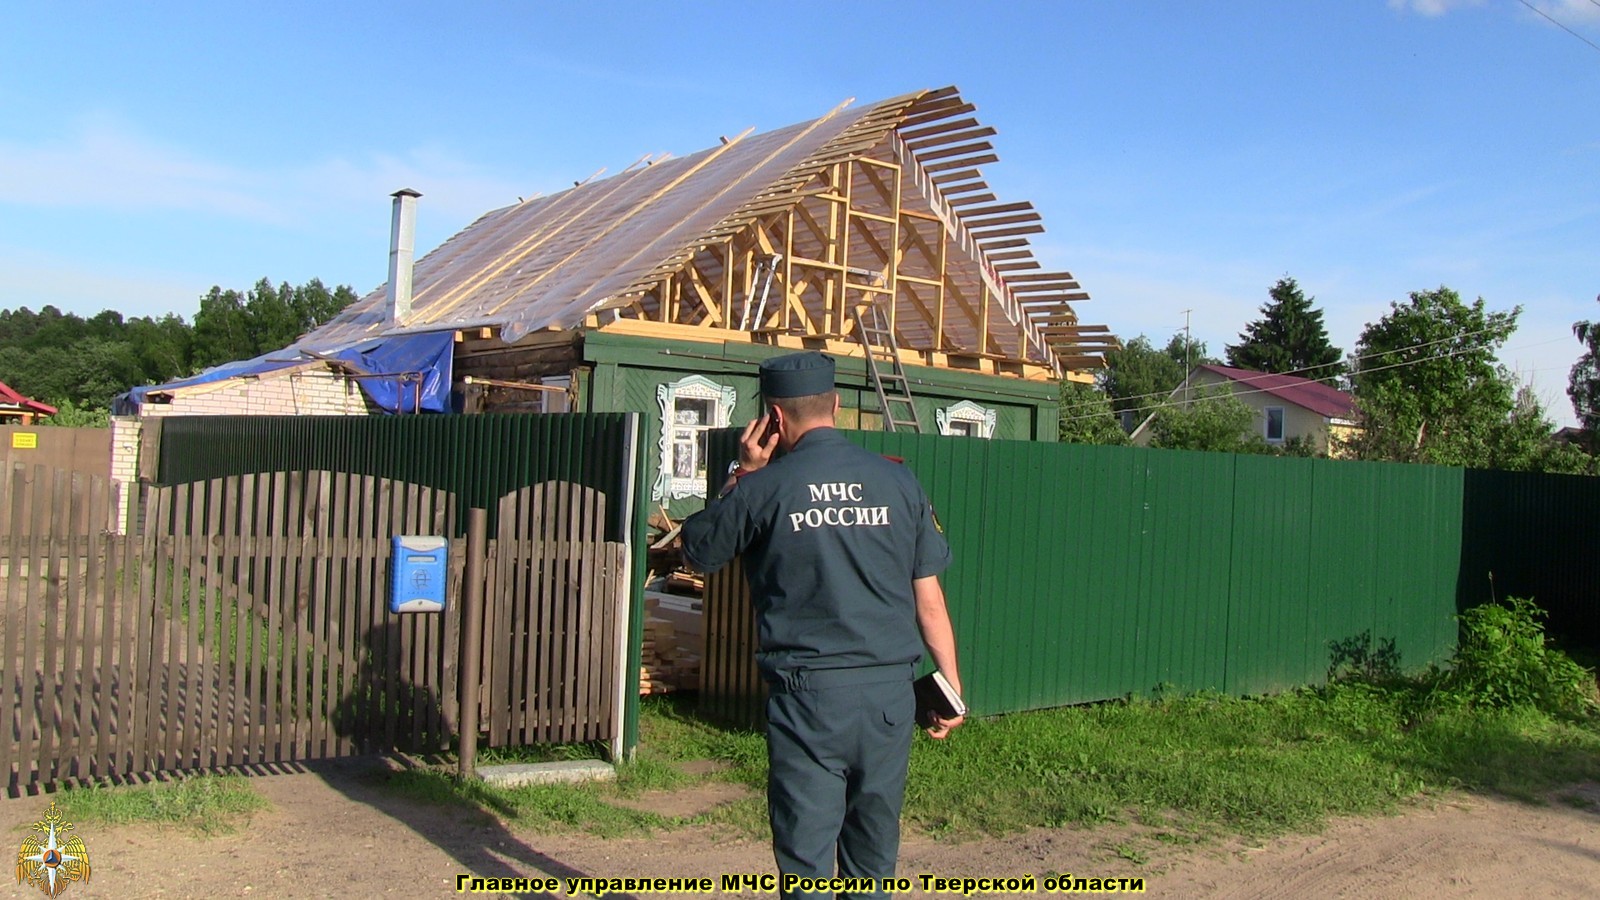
[109,416,141,533]
[141,369,376,419]
[111,369,375,532]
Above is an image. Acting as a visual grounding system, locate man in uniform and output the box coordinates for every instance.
[680,350,964,899]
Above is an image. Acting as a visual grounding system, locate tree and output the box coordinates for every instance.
[1225,276,1344,381]
[123,313,195,385]
[39,398,110,428]
[1346,286,1531,469]
[1058,381,1128,445]
[1162,331,1216,373]
[1570,296,1600,437]
[0,276,357,410]
[65,339,146,408]
[1102,335,1183,417]
[1101,332,1217,417]
[191,278,358,369]
[1146,385,1272,454]
[0,345,75,407]
[1485,384,1593,475]
[189,286,255,369]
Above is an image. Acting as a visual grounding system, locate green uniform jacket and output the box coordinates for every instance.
[680,428,951,681]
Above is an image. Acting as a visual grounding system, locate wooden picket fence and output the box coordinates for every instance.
[1,464,626,796]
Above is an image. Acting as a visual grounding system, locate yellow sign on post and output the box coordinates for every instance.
[12,432,37,449]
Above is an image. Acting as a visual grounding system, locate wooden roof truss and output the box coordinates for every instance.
[597,88,1115,376]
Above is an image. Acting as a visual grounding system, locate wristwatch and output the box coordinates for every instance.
[727,460,745,477]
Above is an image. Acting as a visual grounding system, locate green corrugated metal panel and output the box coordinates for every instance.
[699,431,1473,722]
[156,414,638,541]
[1387,462,1460,667]
[1133,448,1236,696]
[1225,454,1317,694]
[1460,469,1600,645]
[1306,459,1384,677]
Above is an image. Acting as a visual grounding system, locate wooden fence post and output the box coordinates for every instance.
[457,507,487,781]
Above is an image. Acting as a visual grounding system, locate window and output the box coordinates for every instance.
[935,401,997,439]
[653,376,736,501]
[837,407,885,432]
[1265,406,1285,443]
[540,376,571,413]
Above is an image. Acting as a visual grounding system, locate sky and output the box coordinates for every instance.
[3,0,1597,424]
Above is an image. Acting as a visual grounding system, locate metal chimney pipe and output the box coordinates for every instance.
[386,188,422,325]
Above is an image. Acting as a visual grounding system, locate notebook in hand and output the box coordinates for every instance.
[913,670,967,728]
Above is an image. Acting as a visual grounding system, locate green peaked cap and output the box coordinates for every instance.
[759,351,835,398]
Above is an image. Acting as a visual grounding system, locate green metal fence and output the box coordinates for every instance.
[154,414,641,541]
[702,434,1465,723]
[1459,468,1600,645]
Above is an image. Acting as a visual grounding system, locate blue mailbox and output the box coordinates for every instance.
[389,535,447,613]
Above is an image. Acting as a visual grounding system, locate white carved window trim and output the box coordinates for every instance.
[936,400,997,439]
[653,375,737,501]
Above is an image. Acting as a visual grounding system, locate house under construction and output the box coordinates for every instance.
[119,86,1119,516]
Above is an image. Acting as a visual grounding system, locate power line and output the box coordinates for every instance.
[1067,323,1515,417]
[1061,332,1569,424]
[1516,0,1600,56]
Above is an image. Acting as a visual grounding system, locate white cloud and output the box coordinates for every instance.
[1530,0,1600,23]
[0,248,202,320]
[1388,0,1486,16]
[0,119,286,222]
[0,116,530,231]
[1391,0,1600,23]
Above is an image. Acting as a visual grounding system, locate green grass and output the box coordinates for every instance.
[363,682,1600,847]
[28,680,1598,852]
[903,682,1600,841]
[379,766,672,837]
[47,774,269,835]
[371,696,770,838]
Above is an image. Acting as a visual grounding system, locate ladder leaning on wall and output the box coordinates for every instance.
[850,303,923,433]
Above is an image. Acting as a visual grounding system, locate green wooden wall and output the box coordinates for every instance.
[580,330,1061,520]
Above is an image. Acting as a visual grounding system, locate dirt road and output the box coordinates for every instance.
[3,760,1598,898]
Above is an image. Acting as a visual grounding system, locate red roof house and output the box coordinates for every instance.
[1130,364,1357,455]
[0,380,56,424]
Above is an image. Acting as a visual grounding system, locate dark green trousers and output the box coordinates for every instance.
[765,668,916,900]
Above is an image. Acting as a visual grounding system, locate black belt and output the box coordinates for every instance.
[766,663,915,694]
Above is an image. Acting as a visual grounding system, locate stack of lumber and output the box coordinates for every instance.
[639,590,703,695]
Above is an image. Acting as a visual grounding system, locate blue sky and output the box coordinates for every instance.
[3,0,1597,424]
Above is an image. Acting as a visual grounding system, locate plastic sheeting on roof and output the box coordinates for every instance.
[114,331,455,416]
[330,331,454,413]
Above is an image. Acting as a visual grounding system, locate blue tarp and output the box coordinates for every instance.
[114,331,456,416]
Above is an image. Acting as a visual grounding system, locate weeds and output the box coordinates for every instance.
[1434,597,1597,718]
[361,601,1600,848]
[53,774,268,835]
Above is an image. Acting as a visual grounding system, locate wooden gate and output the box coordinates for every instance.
[1,464,628,796]
[477,482,624,748]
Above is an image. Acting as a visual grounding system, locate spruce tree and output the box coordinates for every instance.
[1226,276,1345,381]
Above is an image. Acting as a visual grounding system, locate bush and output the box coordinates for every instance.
[39,398,110,428]
[1437,597,1597,718]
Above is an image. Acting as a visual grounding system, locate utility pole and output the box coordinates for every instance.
[1180,308,1193,403]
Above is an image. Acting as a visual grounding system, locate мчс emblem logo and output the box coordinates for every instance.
[15,802,90,897]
